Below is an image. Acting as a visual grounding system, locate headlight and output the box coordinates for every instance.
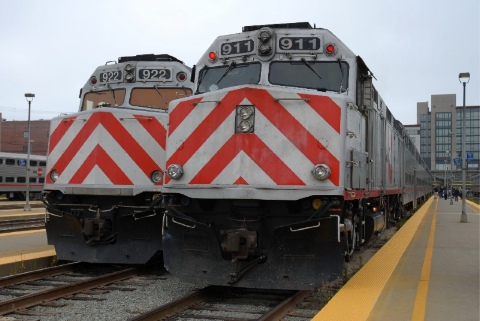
[235,105,255,133]
[238,120,252,133]
[238,106,254,119]
[167,164,184,180]
[50,170,59,182]
[150,170,163,183]
[312,164,331,180]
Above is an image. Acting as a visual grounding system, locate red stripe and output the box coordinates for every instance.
[190,135,304,185]
[234,177,248,185]
[134,114,166,150]
[48,116,77,153]
[69,145,133,184]
[168,97,204,135]
[298,93,341,133]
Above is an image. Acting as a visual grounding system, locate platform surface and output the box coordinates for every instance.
[0,206,56,276]
[314,197,479,321]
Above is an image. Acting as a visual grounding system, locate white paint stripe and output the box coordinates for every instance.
[212,151,275,185]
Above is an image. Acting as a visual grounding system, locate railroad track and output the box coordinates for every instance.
[0,262,143,318]
[129,286,319,321]
[0,217,45,233]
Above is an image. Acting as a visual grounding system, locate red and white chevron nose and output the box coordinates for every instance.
[46,109,167,190]
[165,87,343,191]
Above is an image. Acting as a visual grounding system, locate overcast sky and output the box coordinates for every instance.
[1,0,478,126]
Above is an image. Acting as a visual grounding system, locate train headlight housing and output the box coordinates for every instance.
[167,164,184,180]
[238,105,254,119]
[257,30,273,55]
[150,170,163,183]
[235,105,255,133]
[125,73,135,82]
[312,164,331,180]
[50,170,59,182]
[256,28,275,60]
[124,63,135,82]
[238,120,252,133]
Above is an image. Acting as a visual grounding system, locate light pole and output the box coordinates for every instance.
[449,147,453,205]
[444,158,447,193]
[458,72,469,223]
[24,93,35,211]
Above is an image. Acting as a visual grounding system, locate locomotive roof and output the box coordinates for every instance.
[242,22,313,32]
[118,54,185,64]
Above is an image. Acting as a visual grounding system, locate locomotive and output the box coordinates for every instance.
[43,54,193,264]
[161,23,433,289]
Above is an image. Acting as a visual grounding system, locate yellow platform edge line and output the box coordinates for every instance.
[0,246,56,265]
[411,200,438,321]
[312,197,434,321]
[0,213,45,218]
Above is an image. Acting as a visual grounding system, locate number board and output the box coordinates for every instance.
[220,39,254,56]
[99,70,123,83]
[279,37,322,51]
[138,68,172,81]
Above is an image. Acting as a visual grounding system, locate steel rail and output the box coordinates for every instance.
[0,262,80,288]
[0,218,45,233]
[128,286,216,321]
[258,290,313,320]
[0,266,139,315]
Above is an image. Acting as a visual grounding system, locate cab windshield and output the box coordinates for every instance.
[130,87,193,110]
[269,61,349,92]
[82,89,126,111]
[81,87,193,111]
[197,62,261,93]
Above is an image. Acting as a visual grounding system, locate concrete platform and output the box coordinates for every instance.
[0,207,56,277]
[314,197,479,321]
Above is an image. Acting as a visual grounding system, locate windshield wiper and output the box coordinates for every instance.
[337,58,345,93]
[154,84,168,106]
[301,58,322,80]
[215,61,236,85]
[107,85,118,106]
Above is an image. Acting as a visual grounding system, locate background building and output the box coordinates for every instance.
[416,94,479,191]
[0,113,50,156]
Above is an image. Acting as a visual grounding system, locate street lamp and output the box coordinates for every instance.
[24,93,35,211]
[449,146,453,205]
[458,72,469,222]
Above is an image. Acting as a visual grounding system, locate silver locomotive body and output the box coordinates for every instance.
[161,24,432,289]
[44,54,193,264]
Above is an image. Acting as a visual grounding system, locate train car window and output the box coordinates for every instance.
[6,177,14,182]
[269,61,349,92]
[6,159,15,165]
[17,177,26,183]
[17,159,27,166]
[29,177,37,183]
[197,62,261,94]
[81,89,126,111]
[30,160,38,166]
[0,159,3,164]
[0,177,2,182]
[40,161,46,166]
[39,177,45,183]
[130,88,193,110]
